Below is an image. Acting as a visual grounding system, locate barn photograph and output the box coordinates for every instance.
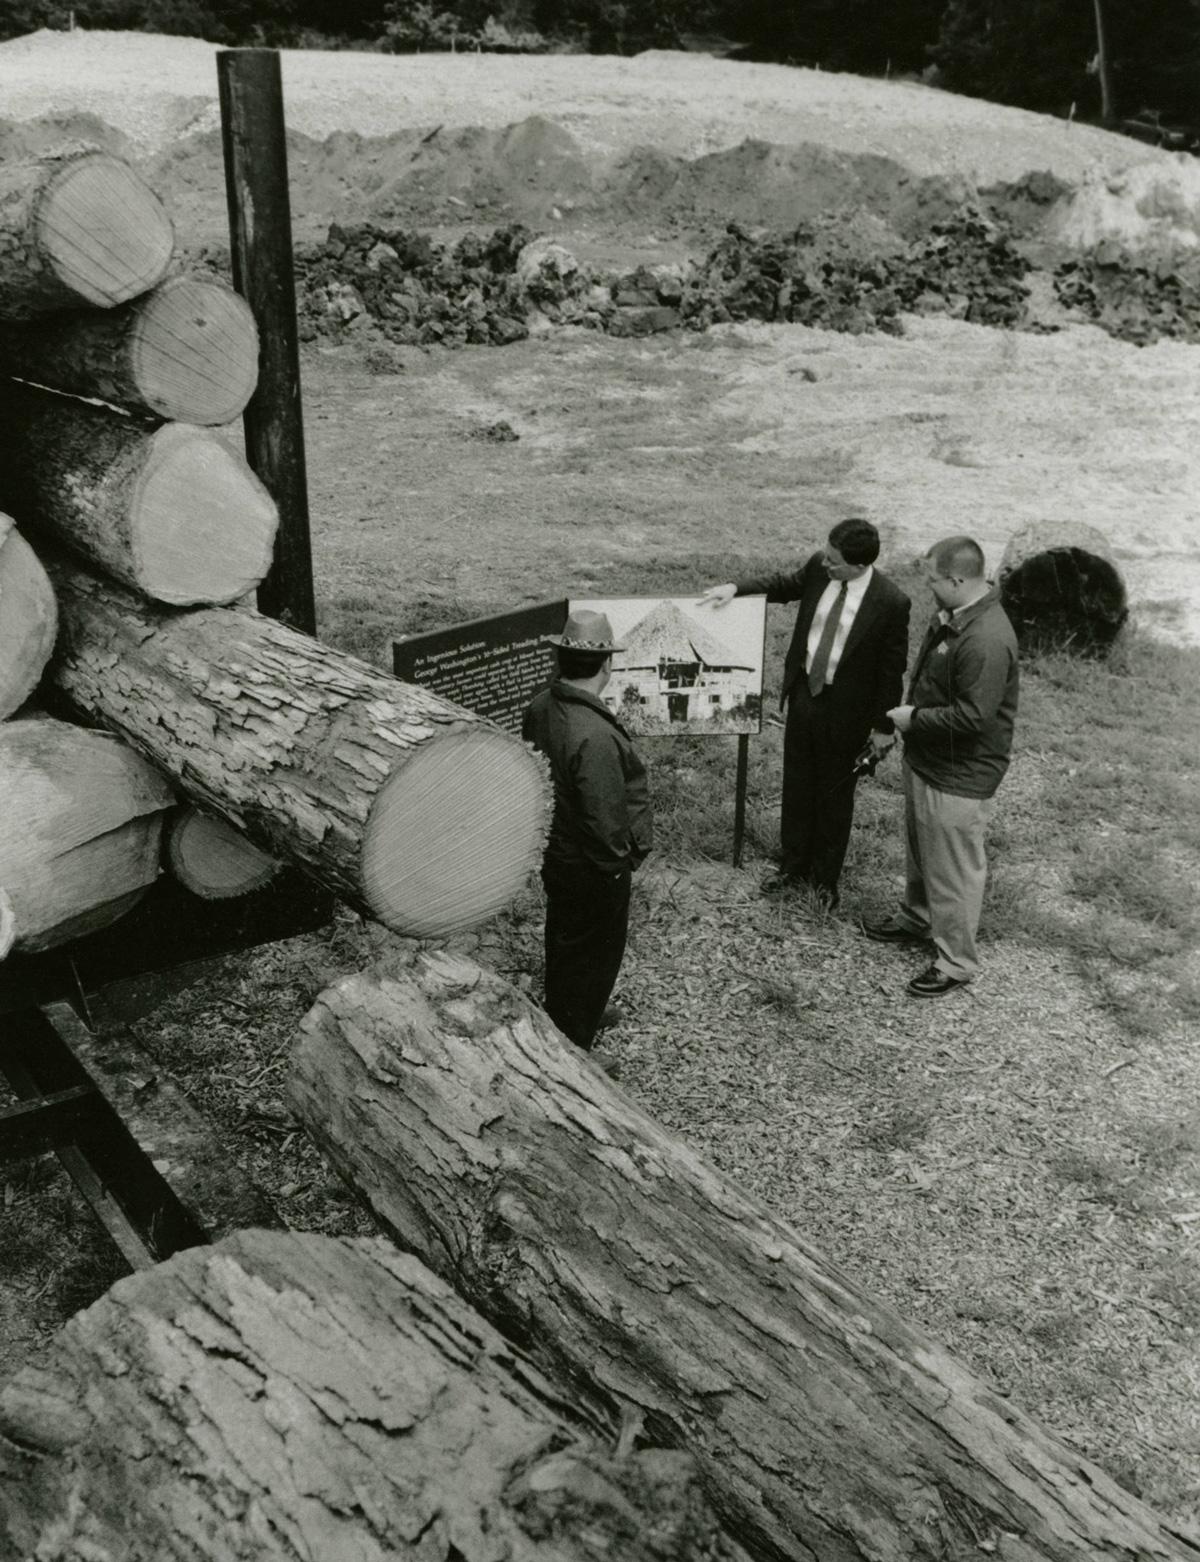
[571,594,767,734]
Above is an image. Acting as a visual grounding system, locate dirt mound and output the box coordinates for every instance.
[1048,156,1200,252]
[0,106,1062,259]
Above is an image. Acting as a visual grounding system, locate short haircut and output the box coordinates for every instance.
[557,646,611,680]
[927,536,986,579]
[828,517,880,566]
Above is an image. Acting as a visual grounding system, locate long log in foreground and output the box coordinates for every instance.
[0,1230,747,1562]
[0,382,277,606]
[0,716,174,957]
[0,513,57,719]
[49,564,549,938]
[0,273,260,425]
[290,951,1199,1562]
[0,148,174,320]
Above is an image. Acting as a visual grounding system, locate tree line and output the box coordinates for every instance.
[1,0,1197,139]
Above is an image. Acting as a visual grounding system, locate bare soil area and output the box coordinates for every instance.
[300,321,1200,650]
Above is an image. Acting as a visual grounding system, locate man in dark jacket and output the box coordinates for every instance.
[522,609,652,1049]
[865,535,1019,997]
[701,518,910,907]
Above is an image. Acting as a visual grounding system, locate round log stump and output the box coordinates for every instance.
[998,521,1128,653]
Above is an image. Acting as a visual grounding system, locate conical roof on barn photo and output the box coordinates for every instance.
[616,600,752,671]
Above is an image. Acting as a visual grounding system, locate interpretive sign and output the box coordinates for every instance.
[570,595,768,735]
[392,600,568,733]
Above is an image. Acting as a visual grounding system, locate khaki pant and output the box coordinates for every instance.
[895,763,994,982]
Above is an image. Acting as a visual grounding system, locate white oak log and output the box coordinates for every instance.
[0,716,174,956]
[166,805,282,900]
[0,513,57,719]
[0,381,277,607]
[0,1230,747,1562]
[0,273,260,425]
[0,148,173,320]
[49,562,550,938]
[998,520,1128,652]
[290,950,1200,1562]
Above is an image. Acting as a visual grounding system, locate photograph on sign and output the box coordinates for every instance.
[571,595,767,735]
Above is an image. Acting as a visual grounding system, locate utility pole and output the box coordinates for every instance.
[1092,0,1116,123]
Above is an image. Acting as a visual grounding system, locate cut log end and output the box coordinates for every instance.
[999,521,1129,655]
[167,807,282,900]
[130,275,259,425]
[0,718,174,957]
[133,424,278,605]
[38,154,174,310]
[363,725,546,937]
[0,518,58,719]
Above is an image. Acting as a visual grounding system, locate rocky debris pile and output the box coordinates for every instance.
[295,223,537,347]
[677,209,1031,334]
[291,208,1196,356]
[1053,240,1200,344]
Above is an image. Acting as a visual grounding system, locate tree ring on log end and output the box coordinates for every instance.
[132,424,279,606]
[130,276,260,425]
[362,725,546,937]
[37,154,174,310]
[167,807,282,900]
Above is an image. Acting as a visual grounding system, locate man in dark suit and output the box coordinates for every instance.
[701,518,910,906]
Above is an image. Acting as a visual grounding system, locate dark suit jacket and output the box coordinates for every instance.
[737,553,911,736]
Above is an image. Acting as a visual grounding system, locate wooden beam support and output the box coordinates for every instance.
[217,48,316,635]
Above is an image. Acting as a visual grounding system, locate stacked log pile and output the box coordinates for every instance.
[0,147,549,950]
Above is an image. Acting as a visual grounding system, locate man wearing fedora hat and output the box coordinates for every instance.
[522,608,653,1050]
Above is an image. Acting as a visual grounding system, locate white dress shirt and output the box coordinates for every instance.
[806,566,873,685]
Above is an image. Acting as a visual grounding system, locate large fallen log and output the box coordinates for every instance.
[48,562,549,938]
[0,273,259,426]
[998,519,1128,654]
[0,1229,748,1562]
[0,716,174,958]
[290,950,1200,1562]
[0,148,173,320]
[0,381,277,607]
[0,513,57,719]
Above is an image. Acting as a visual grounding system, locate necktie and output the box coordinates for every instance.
[807,581,848,696]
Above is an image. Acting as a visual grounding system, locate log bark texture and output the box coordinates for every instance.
[0,273,260,425]
[0,1229,748,1562]
[166,805,282,900]
[0,148,174,320]
[0,513,57,719]
[48,562,549,938]
[290,950,1200,1562]
[0,716,174,957]
[998,520,1128,653]
[0,381,277,606]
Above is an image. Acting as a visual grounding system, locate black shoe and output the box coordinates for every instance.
[861,917,929,945]
[907,964,969,998]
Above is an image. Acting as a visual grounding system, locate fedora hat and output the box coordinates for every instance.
[546,608,625,653]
